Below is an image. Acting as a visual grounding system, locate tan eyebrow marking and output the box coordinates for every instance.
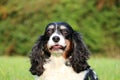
[48,25,55,29]
[60,25,67,29]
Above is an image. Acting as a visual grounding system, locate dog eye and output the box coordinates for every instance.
[47,29,53,34]
[61,29,68,35]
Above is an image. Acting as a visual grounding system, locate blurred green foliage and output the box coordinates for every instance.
[0,0,120,56]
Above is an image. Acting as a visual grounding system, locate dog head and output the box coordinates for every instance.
[44,22,74,58]
[30,22,90,76]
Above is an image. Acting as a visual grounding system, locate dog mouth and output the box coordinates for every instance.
[50,45,66,51]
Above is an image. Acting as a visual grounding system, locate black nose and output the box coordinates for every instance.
[52,36,60,42]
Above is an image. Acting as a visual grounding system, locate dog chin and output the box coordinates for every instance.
[50,49,64,56]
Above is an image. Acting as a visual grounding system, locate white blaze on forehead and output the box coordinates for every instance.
[60,25,67,29]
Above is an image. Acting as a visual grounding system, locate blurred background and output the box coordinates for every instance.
[0,0,119,57]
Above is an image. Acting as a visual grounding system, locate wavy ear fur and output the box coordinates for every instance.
[70,32,90,73]
[29,36,50,76]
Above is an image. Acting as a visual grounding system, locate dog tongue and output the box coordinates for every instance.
[53,45,62,49]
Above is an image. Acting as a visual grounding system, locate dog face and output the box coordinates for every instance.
[44,22,74,58]
[30,22,91,76]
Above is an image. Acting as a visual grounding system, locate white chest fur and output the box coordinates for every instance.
[35,56,88,80]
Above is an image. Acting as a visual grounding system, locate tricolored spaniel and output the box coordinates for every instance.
[29,22,98,80]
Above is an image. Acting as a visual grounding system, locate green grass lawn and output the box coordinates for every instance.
[89,57,120,80]
[0,56,33,80]
[0,56,120,80]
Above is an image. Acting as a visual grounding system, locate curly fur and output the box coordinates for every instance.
[29,36,50,76]
[70,32,90,73]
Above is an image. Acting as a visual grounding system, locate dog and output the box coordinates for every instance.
[29,22,98,80]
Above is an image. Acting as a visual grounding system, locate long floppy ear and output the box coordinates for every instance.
[70,32,90,73]
[29,35,50,76]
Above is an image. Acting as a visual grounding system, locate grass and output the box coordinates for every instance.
[0,56,33,80]
[89,57,120,80]
[0,56,120,80]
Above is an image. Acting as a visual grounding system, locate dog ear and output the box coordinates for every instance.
[70,32,90,73]
[29,35,49,76]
